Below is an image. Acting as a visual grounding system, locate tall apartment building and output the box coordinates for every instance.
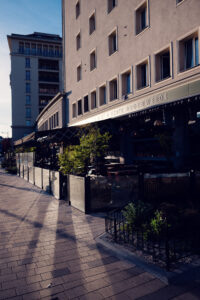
[62,0,200,170]
[7,32,62,141]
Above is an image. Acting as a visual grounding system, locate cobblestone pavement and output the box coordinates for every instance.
[0,169,200,300]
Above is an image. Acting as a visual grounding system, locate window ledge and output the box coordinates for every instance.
[108,49,118,57]
[178,64,200,75]
[136,26,149,37]
[110,98,118,102]
[154,76,172,85]
[83,110,90,114]
[89,30,95,36]
[90,67,97,72]
[176,0,185,7]
[136,85,150,92]
[107,6,117,14]
[100,102,107,106]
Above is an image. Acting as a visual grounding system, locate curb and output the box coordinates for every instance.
[95,233,200,285]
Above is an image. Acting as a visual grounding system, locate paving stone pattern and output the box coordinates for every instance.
[0,169,200,299]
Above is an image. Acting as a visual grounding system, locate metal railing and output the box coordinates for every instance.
[105,209,200,270]
[16,49,62,58]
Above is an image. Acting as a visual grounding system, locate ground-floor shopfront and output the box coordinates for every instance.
[70,78,200,172]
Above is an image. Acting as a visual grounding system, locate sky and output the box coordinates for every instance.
[0,0,62,138]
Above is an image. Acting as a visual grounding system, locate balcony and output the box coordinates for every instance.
[39,77,59,83]
[39,88,59,95]
[39,71,59,83]
[17,48,62,58]
[38,59,59,71]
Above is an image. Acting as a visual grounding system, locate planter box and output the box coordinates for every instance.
[68,174,139,213]
[35,167,43,188]
[69,175,89,213]
[50,171,60,199]
[43,169,50,193]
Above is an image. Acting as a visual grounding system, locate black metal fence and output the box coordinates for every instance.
[105,209,200,271]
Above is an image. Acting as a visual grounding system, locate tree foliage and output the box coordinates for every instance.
[59,127,111,175]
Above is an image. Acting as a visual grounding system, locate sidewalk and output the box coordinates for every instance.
[0,169,199,300]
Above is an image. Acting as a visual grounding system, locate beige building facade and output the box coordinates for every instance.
[36,92,66,131]
[7,32,63,141]
[63,0,200,126]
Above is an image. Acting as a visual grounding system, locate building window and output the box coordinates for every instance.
[122,71,131,97]
[77,64,82,81]
[43,45,48,55]
[136,1,148,35]
[19,42,24,54]
[91,91,97,109]
[39,83,59,94]
[76,32,81,50]
[84,95,89,112]
[179,33,199,71]
[26,70,31,81]
[26,95,31,105]
[25,43,30,55]
[39,96,52,106]
[39,71,59,82]
[99,85,106,106]
[136,60,149,89]
[49,45,54,56]
[72,103,76,118]
[110,78,118,101]
[31,43,36,55]
[38,59,59,70]
[155,48,170,82]
[25,57,30,68]
[109,30,117,55]
[78,99,82,115]
[26,108,31,118]
[56,112,59,126]
[89,13,96,35]
[55,46,59,56]
[90,50,96,71]
[37,44,42,55]
[26,120,31,126]
[26,83,30,93]
[108,0,116,13]
[76,1,80,19]
[52,114,56,128]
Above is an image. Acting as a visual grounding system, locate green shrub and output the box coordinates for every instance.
[122,201,152,228]
[150,210,170,236]
[59,127,111,176]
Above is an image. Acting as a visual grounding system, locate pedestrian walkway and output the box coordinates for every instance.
[0,169,199,300]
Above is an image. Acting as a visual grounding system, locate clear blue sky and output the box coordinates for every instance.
[0,0,62,137]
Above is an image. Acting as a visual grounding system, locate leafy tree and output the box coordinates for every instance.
[59,127,111,175]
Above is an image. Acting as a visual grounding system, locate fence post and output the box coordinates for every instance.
[114,218,117,242]
[165,229,170,271]
[105,217,108,232]
[189,169,196,206]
